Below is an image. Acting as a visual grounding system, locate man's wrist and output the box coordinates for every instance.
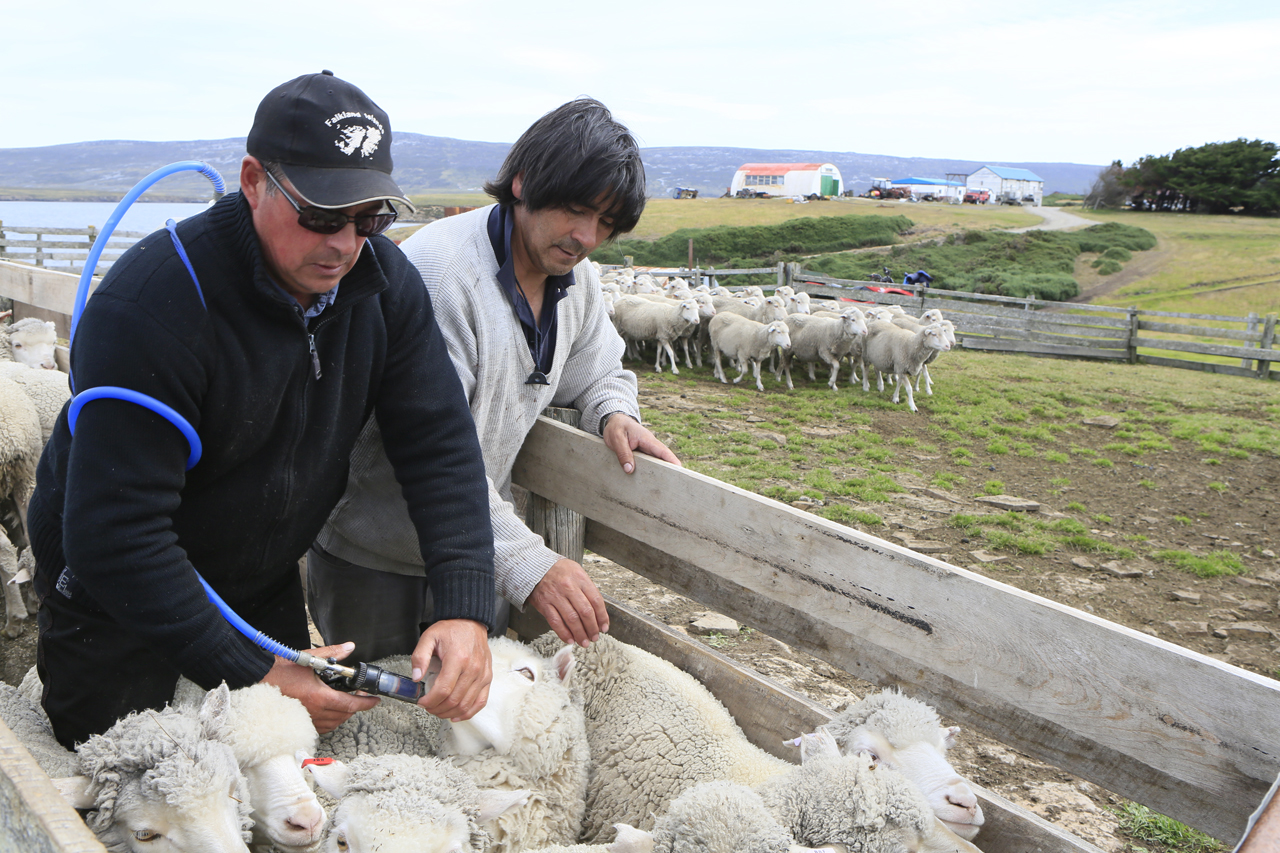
[598,411,635,435]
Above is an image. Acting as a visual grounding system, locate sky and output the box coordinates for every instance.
[4,0,1278,168]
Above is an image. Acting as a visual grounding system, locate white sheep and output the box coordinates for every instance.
[785,292,812,315]
[306,753,532,853]
[647,781,794,853]
[861,321,951,412]
[890,311,953,395]
[0,530,28,639]
[0,359,72,442]
[536,635,979,853]
[613,297,701,374]
[816,689,984,841]
[760,733,978,853]
[0,682,80,778]
[0,373,43,636]
[436,636,590,853]
[709,314,791,392]
[2,317,59,369]
[174,680,328,852]
[53,685,255,853]
[778,313,868,392]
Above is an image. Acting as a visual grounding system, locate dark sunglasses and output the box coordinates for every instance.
[265,170,399,238]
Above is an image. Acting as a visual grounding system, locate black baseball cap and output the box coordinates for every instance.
[247,71,413,210]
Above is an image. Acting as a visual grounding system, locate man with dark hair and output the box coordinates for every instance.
[312,98,678,655]
[31,71,496,748]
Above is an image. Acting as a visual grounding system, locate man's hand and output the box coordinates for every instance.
[411,619,491,722]
[262,641,379,734]
[602,413,681,474]
[528,558,609,647]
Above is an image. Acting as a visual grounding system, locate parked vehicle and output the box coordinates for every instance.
[963,188,990,204]
[672,187,699,199]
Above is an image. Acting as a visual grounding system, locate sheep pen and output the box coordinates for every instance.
[2,347,1277,853]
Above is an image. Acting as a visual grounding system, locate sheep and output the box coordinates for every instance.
[785,292,812,315]
[647,781,795,853]
[773,285,795,300]
[889,313,955,396]
[613,297,701,374]
[0,373,43,636]
[759,733,979,853]
[2,317,58,369]
[518,826,651,853]
[816,689,984,841]
[0,359,72,442]
[708,314,791,392]
[778,313,868,392]
[533,634,978,853]
[0,682,80,778]
[436,636,590,853]
[52,685,255,853]
[174,680,328,852]
[860,322,951,412]
[305,753,532,853]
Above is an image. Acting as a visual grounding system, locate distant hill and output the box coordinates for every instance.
[0,134,1102,200]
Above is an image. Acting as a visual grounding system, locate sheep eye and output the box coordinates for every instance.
[133,829,160,842]
[335,833,349,851]
[517,666,536,681]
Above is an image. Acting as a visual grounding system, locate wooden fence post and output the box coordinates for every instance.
[525,407,585,563]
[34,232,44,268]
[1242,312,1260,369]
[1257,313,1277,379]
[1127,308,1140,364]
[776,262,786,290]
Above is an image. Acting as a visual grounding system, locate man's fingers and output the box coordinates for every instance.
[311,641,357,661]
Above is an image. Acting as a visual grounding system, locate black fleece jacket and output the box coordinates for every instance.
[32,192,495,689]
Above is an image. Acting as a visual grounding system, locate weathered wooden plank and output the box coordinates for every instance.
[511,418,1280,842]
[0,718,105,852]
[1133,335,1274,360]
[1139,355,1276,381]
[0,262,90,316]
[0,240,135,251]
[930,302,1132,328]
[0,226,147,238]
[962,315,1129,338]
[525,407,585,563]
[1139,320,1262,342]
[509,595,1103,853]
[960,333,1129,356]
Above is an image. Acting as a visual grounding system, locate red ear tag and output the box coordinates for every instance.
[301,757,334,768]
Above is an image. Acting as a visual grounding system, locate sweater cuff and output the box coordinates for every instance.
[428,566,497,631]
[182,620,275,690]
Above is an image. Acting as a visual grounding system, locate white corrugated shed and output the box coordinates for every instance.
[967,166,1044,206]
[730,163,842,197]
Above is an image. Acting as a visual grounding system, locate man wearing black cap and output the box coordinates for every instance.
[29,71,496,748]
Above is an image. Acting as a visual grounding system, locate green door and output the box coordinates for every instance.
[821,175,838,196]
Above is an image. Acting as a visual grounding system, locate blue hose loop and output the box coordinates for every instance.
[66,386,203,470]
[195,574,302,664]
[67,161,224,468]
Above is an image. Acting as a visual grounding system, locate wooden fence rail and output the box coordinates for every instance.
[511,417,1280,845]
[790,269,1278,380]
[0,222,146,276]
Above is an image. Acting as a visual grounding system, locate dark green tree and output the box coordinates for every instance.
[1120,138,1279,214]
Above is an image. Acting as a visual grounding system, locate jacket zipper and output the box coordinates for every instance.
[308,334,322,379]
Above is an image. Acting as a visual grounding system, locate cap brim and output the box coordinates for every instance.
[279,163,415,211]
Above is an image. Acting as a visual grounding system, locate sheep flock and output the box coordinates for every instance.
[598,265,953,411]
[4,629,989,853]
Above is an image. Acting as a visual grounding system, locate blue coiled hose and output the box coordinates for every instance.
[66,160,309,667]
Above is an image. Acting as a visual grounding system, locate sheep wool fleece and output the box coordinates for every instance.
[30,192,495,745]
[319,204,640,606]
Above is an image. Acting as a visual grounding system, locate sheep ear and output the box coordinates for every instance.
[798,730,842,763]
[54,775,95,809]
[306,760,350,798]
[197,683,231,740]
[552,645,577,686]
[943,725,962,749]
[609,823,655,853]
[475,788,531,823]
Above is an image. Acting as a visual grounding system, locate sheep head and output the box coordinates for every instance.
[819,690,983,840]
[6,318,58,369]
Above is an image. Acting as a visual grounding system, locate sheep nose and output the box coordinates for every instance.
[285,801,325,835]
[946,786,978,811]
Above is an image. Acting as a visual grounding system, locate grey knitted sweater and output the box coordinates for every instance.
[318,205,640,605]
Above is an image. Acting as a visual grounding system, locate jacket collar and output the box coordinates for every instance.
[206,193,390,319]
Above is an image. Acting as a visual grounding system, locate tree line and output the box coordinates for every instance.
[1086,138,1279,215]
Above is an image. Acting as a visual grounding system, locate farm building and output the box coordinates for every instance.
[888,176,966,202]
[730,162,842,198]
[967,165,1044,206]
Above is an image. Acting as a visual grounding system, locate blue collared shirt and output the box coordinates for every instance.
[487,204,575,374]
